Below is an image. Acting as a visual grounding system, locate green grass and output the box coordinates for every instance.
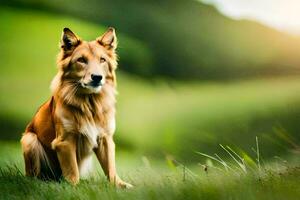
[1,142,300,200]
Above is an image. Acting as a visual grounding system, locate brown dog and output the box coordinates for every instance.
[20,27,132,188]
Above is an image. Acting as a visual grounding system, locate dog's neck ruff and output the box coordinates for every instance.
[51,73,117,133]
[52,73,115,112]
[60,81,116,116]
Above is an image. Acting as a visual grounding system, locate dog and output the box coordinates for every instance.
[20,27,132,188]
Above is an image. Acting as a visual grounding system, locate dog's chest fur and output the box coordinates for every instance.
[59,107,115,148]
[79,122,102,147]
[56,84,116,152]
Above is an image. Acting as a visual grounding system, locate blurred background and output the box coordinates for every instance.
[0,0,300,163]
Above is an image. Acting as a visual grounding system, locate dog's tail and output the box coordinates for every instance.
[21,132,53,178]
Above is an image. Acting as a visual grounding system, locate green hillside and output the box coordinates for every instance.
[1,6,300,161]
[2,0,300,79]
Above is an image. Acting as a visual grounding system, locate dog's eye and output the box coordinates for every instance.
[100,57,106,63]
[77,57,87,64]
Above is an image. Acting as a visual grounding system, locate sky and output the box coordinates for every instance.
[201,0,300,35]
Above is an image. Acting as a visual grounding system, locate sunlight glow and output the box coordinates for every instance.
[201,0,300,34]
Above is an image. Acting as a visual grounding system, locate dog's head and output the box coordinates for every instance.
[55,27,118,94]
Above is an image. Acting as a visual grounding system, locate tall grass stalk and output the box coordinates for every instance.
[196,137,265,174]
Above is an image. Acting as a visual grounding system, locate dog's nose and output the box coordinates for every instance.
[91,74,102,84]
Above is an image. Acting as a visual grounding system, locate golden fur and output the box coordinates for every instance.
[20,27,132,188]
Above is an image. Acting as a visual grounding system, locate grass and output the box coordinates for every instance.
[1,142,300,200]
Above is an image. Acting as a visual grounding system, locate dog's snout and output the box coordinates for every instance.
[91,74,102,84]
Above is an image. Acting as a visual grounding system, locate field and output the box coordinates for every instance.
[1,142,300,199]
[1,5,300,199]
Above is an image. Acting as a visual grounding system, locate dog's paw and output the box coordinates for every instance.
[65,175,79,186]
[116,180,133,189]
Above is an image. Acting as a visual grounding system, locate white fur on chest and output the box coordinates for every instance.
[80,122,102,147]
[58,108,116,147]
[107,117,116,134]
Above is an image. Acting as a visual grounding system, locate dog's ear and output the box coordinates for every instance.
[97,27,117,50]
[60,28,81,51]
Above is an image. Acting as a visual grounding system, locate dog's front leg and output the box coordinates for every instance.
[52,135,79,185]
[94,135,132,188]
